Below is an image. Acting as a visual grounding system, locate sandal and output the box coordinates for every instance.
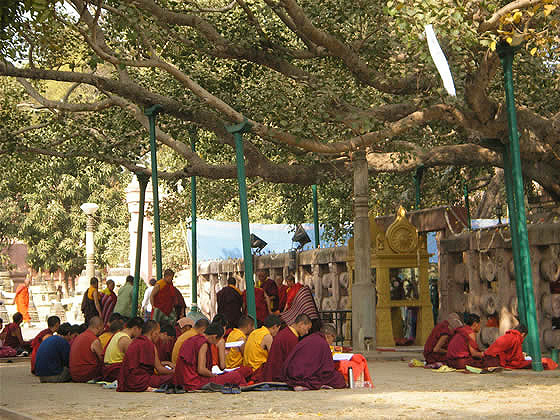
[175,385,186,394]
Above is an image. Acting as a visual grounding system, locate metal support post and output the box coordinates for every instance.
[132,173,149,318]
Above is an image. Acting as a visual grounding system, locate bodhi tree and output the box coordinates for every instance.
[0,0,560,214]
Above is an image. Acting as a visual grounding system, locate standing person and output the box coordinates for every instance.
[13,277,32,327]
[31,315,60,374]
[113,276,134,318]
[35,323,74,383]
[216,277,243,329]
[276,276,289,312]
[81,278,102,324]
[150,269,177,325]
[262,275,279,313]
[242,283,269,327]
[260,314,312,382]
[284,275,303,311]
[69,316,104,382]
[117,320,175,392]
[174,288,187,320]
[142,278,156,321]
[100,280,117,325]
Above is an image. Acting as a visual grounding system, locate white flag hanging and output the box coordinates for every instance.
[425,24,456,96]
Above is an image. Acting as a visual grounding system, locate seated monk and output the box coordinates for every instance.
[175,317,194,339]
[282,324,346,390]
[157,323,176,363]
[174,322,251,390]
[210,315,228,370]
[171,318,209,364]
[35,323,73,383]
[0,312,30,353]
[243,315,282,374]
[484,324,531,369]
[99,317,125,353]
[69,316,104,382]
[225,315,255,369]
[31,315,60,374]
[103,317,143,382]
[446,313,499,370]
[260,314,312,382]
[117,320,175,392]
[423,312,463,364]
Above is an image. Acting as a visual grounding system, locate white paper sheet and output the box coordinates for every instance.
[225,340,244,348]
[333,353,354,361]
[212,366,240,375]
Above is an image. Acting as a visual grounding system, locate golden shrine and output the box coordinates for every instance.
[347,206,432,347]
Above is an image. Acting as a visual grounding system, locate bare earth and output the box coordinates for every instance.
[1,359,560,420]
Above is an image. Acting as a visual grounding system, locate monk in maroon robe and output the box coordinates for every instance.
[282,325,346,390]
[117,320,175,392]
[31,316,60,374]
[260,314,312,382]
[446,313,499,369]
[484,324,531,369]
[243,287,269,327]
[423,313,463,364]
[261,274,279,313]
[69,317,104,382]
[100,280,117,325]
[217,277,243,329]
[276,277,289,312]
[174,323,251,390]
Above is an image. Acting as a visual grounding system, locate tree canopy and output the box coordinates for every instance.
[1,0,559,243]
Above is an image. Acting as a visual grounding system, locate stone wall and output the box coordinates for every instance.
[196,247,349,320]
[439,223,560,351]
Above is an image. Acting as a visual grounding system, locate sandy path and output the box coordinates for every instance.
[1,360,559,419]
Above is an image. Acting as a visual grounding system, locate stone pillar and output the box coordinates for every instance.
[126,176,154,284]
[80,203,99,282]
[351,151,375,351]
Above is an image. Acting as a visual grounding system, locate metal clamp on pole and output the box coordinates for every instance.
[226,118,257,326]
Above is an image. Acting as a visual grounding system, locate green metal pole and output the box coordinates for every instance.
[145,105,163,282]
[226,118,256,326]
[132,173,149,318]
[190,130,198,312]
[312,184,320,248]
[502,148,527,327]
[498,42,543,371]
[462,180,471,230]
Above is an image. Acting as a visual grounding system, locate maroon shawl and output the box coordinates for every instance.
[446,325,479,360]
[117,335,156,392]
[423,320,451,359]
[261,326,299,382]
[282,332,346,390]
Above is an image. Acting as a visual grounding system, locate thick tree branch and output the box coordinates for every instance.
[478,0,544,33]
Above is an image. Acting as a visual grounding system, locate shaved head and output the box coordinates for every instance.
[88,316,103,329]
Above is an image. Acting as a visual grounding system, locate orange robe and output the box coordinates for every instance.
[14,285,30,322]
[336,354,372,385]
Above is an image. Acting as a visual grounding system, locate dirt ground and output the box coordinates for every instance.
[1,358,559,420]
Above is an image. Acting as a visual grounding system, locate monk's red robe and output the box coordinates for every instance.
[446,326,499,369]
[260,327,299,382]
[423,320,452,364]
[262,279,279,312]
[69,330,101,382]
[283,332,346,390]
[243,288,269,325]
[336,354,372,384]
[484,329,531,369]
[14,285,30,322]
[117,336,173,392]
[285,283,303,311]
[100,291,117,325]
[31,328,52,374]
[217,285,243,329]
[278,285,289,312]
[156,337,175,362]
[102,362,122,382]
[153,281,176,316]
[174,334,250,390]
[1,322,23,349]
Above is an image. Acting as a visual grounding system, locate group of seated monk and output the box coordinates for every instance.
[424,312,539,370]
[12,294,370,393]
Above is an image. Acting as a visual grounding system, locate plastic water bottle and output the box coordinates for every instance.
[348,367,354,389]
